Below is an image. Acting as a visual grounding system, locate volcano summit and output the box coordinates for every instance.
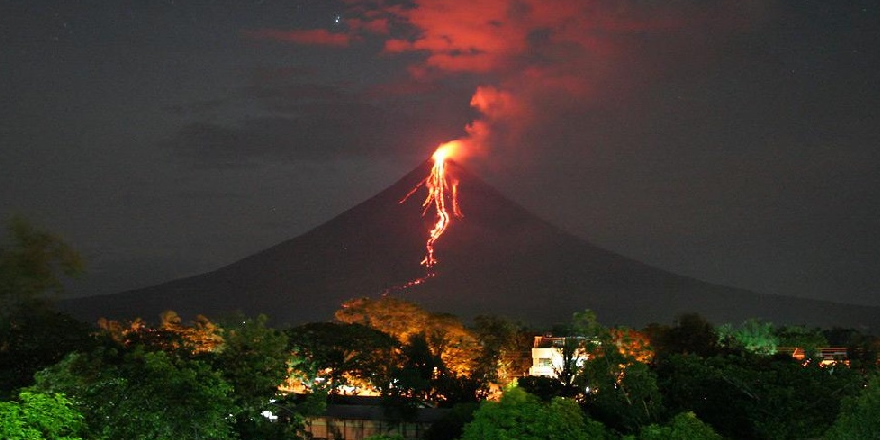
[63,160,880,330]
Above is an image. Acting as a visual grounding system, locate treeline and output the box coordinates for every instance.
[2,217,880,439]
[5,299,880,439]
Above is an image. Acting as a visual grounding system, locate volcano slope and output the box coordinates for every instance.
[62,160,880,330]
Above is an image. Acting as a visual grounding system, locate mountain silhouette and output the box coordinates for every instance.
[62,160,880,330]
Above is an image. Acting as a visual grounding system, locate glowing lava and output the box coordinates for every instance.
[402,141,464,271]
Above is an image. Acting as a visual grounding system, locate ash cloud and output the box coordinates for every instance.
[330,0,776,161]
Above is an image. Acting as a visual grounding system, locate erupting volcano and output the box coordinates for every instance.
[60,158,880,331]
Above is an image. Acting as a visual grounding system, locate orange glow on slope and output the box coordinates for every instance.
[401,141,464,275]
[420,141,463,268]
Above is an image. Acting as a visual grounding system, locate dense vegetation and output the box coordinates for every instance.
[2,217,879,439]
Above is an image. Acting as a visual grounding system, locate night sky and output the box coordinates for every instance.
[2,0,878,307]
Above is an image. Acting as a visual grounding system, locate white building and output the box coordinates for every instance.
[528,335,594,378]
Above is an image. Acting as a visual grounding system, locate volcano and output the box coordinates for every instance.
[62,160,880,330]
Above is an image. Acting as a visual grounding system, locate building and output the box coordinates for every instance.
[778,347,850,365]
[528,335,595,378]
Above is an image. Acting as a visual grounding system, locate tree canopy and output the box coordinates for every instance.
[0,216,84,314]
[460,385,609,440]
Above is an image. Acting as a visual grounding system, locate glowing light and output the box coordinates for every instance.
[401,141,463,276]
[418,141,463,269]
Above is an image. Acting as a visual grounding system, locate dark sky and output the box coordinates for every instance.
[2,0,878,307]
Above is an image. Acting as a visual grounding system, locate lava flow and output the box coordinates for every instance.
[401,141,463,275]
[419,142,463,268]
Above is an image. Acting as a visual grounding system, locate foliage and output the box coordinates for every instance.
[826,374,880,440]
[336,297,430,342]
[0,392,84,440]
[517,375,579,402]
[471,315,531,386]
[336,297,480,379]
[579,349,664,434]
[286,321,399,394]
[775,325,828,360]
[97,312,224,355]
[824,328,880,372]
[0,216,84,314]
[0,217,94,399]
[424,312,480,378]
[335,298,485,408]
[31,347,237,440]
[382,332,449,415]
[718,319,778,355]
[424,402,478,440]
[647,313,718,359]
[655,352,862,439]
[459,385,609,440]
[212,313,292,439]
[609,327,653,363]
[633,411,721,440]
[0,306,94,400]
[548,310,607,386]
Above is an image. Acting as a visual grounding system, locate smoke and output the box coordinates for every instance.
[374,0,768,157]
[256,0,773,159]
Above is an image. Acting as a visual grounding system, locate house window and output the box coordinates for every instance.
[538,358,553,367]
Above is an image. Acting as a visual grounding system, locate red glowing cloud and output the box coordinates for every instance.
[255,0,772,158]
[357,0,769,154]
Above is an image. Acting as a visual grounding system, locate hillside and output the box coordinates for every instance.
[62,159,880,330]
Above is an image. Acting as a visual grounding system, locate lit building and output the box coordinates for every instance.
[778,347,850,366]
[528,335,594,377]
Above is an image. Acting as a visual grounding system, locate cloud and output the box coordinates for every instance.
[236,0,773,162]
[371,0,770,160]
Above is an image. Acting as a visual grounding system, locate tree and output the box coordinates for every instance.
[0,392,84,440]
[31,347,237,439]
[517,375,579,401]
[460,385,609,440]
[826,374,880,440]
[471,315,532,386]
[0,216,84,315]
[775,325,827,361]
[97,312,224,356]
[580,348,664,434]
[649,313,718,359]
[335,298,479,384]
[0,307,94,400]
[718,319,778,355]
[383,332,440,418]
[551,310,607,387]
[609,327,653,363]
[286,321,399,394]
[655,352,862,439]
[635,411,721,440]
[424,312,479,378]
[0,217,92,399]
[424,402,478,440]
[212,314,291,439]
[336,297,429,343]
[824,328,880,372]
